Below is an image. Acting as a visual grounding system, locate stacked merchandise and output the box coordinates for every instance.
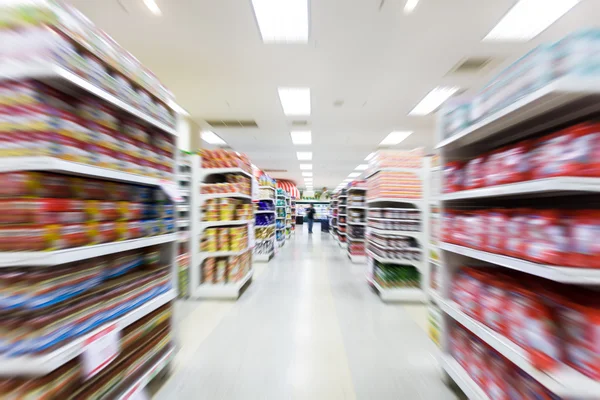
[435,30,600,398]
[330,194,338,240]
[275,188,287,247]
[337,190,348,247]
[193,150,254,300]
[0,3,179,395]
[346,181,367,263]
[285,194,292,239]
[291,197,297,233]
[366,150,426,303]
[255,175,276,262]
[177,151,192,298]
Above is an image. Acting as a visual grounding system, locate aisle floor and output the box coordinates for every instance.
[153,226,456,400]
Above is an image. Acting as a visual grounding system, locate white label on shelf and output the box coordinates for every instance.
[82,323,121,379]
[159,180,183,202]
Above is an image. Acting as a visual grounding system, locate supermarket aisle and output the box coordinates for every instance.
[154,226,455,400]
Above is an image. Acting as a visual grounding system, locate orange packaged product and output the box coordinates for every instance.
[89,221,118,244]
[523,210,569,266]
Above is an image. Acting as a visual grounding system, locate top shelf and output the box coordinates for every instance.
[364,167,422,180]
[200,168,253,179]
[437,76,600,153]
[0,62,177,136]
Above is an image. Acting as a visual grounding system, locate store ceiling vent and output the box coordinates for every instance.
[264,169,288,173]
[205,119,258,128]
[291,120,309,126]
[449,57,493,74]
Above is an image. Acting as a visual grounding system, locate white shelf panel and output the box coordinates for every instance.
[0,157,167,186]
[338,231,347,236]
[200,193,252,201]
[255,210,276,214]
[347,235,365,242]
[367,198,422,206]
[347,221,367,226]
[176,204,190,212]
[0,234,177,267]
[193,270,253,299]
[0,63,177,135]
[367,251,422,269]
[348,253,366,264]
[440,355,490,400]
[0,290,176,376]
[347,205,367,209]
[177,219,189,228]
[365,167,422,180]
[441,243,600,285]
[200,168,253,179]
[116,346,175,400]
[368,217,420,223]
[440,298,600,398]
[372,280,426,303]
[429,290,443,305]
[258,198,275,201]
[200,220,252,228]
[441,177,600,201]
[259,186,277,191]
[254,252,274,262]
[436,75,600,151]
[367,227,423,240]
[339,222,347,226]
[339,195,348,198]
[198,248,250,261]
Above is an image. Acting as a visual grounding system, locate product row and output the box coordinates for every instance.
[373,263,421,288]
[369,240,422,261]
[368,219,421,232]
[441,29,600,140]
[367,150,423,171]
[255,239,274,256]
[369,234,420,250]
[202,198,253,222]
[347,209,365,221]
[200,175,251,196]
[0,264,170,356]
[258,188,275,200]
[200,252,251,284]
[255,214,275,228]
[200,226,249,253]
[442,208,599,268]
[366,171,422,199]
[452,266,600,379]
[255,225,275,240]
[348,225,365,238]
[199,149,252,173]
[348,242,365,255]
[450,324,558,400]
[257,174,277,189]
[0,303,173,399]
[369,208,421,221]
[255,200,275,212]
[445,121,600,193]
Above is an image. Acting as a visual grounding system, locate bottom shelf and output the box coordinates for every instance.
[347,253,366,263]
[371,280,425,303]
[116,346,175,400]
[440,355,490,400]
[255,251,274,262]
[192,270,253,299]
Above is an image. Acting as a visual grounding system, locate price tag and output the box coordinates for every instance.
[159,180,183,203]
[82,324,120,379]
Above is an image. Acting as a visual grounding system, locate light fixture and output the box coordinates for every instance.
[143,0,162,15]
[304,178,313,182]
[380,131,413,146]
[409,86,459,116]
[251,0,309,43]
[485,0,579,42]
[404,0,419,14]
[302,172,313,177]
[296,151,312,160]
[355,164,368,171]
[348,172,361,178]
[290,131,311,145]
[365,152,376,161]
[202,131,226,145]
[299,164,312,170]
[278,88,311,116]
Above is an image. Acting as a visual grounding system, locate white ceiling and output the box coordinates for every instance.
[71,0,599,189]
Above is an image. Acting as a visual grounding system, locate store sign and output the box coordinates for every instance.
[82,323,120,378]
[159,180,183,203]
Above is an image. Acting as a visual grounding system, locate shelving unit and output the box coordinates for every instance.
[291,197,297,234]
[346,183,367,263]
[365,150,428,303]
[275,188,287,247]
[330,194,339,240]
[255,185,277,262]
[337,192,348,249]
[435,69,600,398]
[177,152,192,298]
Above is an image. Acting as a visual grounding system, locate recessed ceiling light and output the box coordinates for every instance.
[296,152,312,160]
[380,131,413,146]
[304,178,313,182]
[251,0,309,43]
[278,87,311,116]
[355,164,368,171]
[348,172,361,178]
[365,152,376,161]
[290,131,311,145]
[409,86,459,116]
[299,164,312,170]
[202,131,226,145]
[404,0,419,14]
[302,172,313,177]
[143,0,162,15]
[484,0,579,42]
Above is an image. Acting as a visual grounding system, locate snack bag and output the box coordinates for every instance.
[524,210,569,265]
[443,162,464,193]
[504,209,528,258]
[486,209,508,254]
[500,140,532,184]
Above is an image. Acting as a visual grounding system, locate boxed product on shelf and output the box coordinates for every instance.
[200,251,251,284]
[374,262,421,288]
[428,306,442,348]
[348,241,365,255]
[368,208,420,220]
[368,219,421,232]
[258,188,275,200]
[199,149,251,173]
[255,214,275,228]
[200,175,251,196]
[201,226,249,252]
[349,225,365,238]
[255,200,275,211]
[367,149,424,171]
[202,198,252,222]
[366,171,422,199]
[369,237,421,261]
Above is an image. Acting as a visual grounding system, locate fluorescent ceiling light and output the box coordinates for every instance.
[355,164,368,171]
[304,178,313,182]
[143,0,162,15]
[278,88,311,116]
[348,172,361,178]
[404,0,419,14]
[380,131,413,146]
[409,86,459,116]
[302,172,313,177]
[485,0,579,42]
[297,152,312,160]
[365,152,375,161]
[290,131,311,145]
[299,164,312,170]
[202,131,226,145]
[251,0,309,43]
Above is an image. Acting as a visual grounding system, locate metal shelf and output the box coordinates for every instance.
[367,227,423,240]
[364,167,422,180]
[193,270,253,299]
[198,248,250,261]
[200,168,253,179]
[200,193,252,201]
[440,355,490,400]
[371,280,425,303]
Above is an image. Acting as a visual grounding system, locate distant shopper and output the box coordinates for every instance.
[306,206,316,234]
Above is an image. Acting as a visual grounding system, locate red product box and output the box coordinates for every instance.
[523,210,569,266]
[500,140,532,184]
[479,275,510,336]
[570,122,600,177]
[0,172,72,198]
[532,129,575,179]
[569,210,600,268]
[87,143,119,170]
[463,155,486,189]
[485,352,511,400]
[504,209,529,258]
[0,199,85,225]
[443,162,464,193]
[485,209,508,254]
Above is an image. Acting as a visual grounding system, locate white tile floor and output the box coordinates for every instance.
[152,225,457,400]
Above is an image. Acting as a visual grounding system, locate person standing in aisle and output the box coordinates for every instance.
[306,205,316,234]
